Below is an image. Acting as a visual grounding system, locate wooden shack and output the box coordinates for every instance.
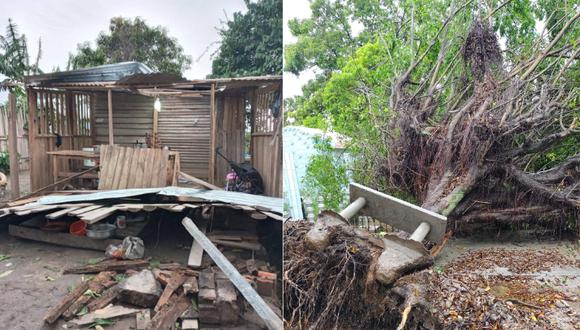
[23,62,282,196]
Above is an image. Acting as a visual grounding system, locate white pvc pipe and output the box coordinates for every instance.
[409,222,431,242]
[339,197,366,220]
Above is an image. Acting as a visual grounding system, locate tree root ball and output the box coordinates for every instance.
[284,220,439,329]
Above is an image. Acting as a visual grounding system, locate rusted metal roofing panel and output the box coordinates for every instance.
[24,62,154,85]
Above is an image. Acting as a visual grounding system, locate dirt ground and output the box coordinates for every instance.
[0,219,269,330]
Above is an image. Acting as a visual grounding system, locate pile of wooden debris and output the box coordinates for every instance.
[43,256,281,329]
[0,186,283,329]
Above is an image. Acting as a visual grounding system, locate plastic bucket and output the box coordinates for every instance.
[69,220,87,236]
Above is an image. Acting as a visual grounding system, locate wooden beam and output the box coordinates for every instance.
[9,165,100,202]
[107,89,114,145]
[9,224,121,251]
[179,171,220,190]
[8,92,19,198]
[27,88,38,190]
[43,279,90,324]
[152,99,159,148]
[209,83,216,184]
[181,217,282,330]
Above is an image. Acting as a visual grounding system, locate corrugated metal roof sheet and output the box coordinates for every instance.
[37,187,283,213]
[25,62,155,85]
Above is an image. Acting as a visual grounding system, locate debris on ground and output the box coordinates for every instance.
[284,220,579,330]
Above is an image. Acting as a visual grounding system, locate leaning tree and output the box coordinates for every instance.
[382,5,579,231]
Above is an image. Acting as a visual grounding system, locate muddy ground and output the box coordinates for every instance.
[0,219,268,330]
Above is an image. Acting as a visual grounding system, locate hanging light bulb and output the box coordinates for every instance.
[154,97,161,112]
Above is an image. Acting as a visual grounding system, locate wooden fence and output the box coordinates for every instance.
[0,105,29,171]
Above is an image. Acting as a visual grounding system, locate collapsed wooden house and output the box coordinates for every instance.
[22,61,282,196]
[0,63,284,329]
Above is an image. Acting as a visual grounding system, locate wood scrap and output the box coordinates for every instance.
[182,276,199,295]
[148,292,191,330]
[182,217,282,330]
[179,171,220,190]
[11,165,99,202]
[43,280,90,324]
[62,271,116,320]
[87,285,121,312]
[71,305,141,326]
[64,259,150,274]
[188,222,206,268]
[181,319,199,330]
[210,238,263,251]
[9,225,121,251]
[154,272,185,312]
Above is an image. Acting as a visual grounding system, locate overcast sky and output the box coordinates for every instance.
[283,0,314,98]
[0,0,247,79]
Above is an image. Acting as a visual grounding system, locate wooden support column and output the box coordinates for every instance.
[8,92,19,198]
[107,89,114,145]
[27,88,38,190]
[152,99,159,149]
[209,83,216,184]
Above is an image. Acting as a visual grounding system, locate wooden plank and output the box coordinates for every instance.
[141,148,154,188]
[132,148,146,188]
[9,225,121,251]
[43,279,90,324]
[187,222,206,268]
[210,239,263,251]
[181,217,282,330]
[80,206,118,224]
[71,305,141,326]
[8,93,19,198]
[154,272,185,313]
[117,147,134,189]
[14,204,59,216]
[64,259,149,274]
[179,171,220,190]
[62,271,116,320]
[87,285,120,312]
[69,205,102,216]
[156,148,169,187]
[46,205,87,219]
[110,146,127,189]
[148,292,191,330]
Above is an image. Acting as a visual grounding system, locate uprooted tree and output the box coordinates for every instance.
[286,0,579,232]
[385,9,579,229]
[285,1,579,328]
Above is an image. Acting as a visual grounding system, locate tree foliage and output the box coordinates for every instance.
[67,17,191,75]
[210,0,282,78]
[0,19,42,84]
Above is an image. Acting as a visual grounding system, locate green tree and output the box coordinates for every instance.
[0,19,42,84]
[210,0,282,78]
[67,17,191,75]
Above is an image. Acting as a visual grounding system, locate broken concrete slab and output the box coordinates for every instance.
[118,269,162,308]
[374,235,434,286]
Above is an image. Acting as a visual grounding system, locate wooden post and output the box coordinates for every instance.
[152,99,159,148]
[107,89,114,145]
[27,88,38,190]
[8,92,19,198]
[209,83,216,184]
